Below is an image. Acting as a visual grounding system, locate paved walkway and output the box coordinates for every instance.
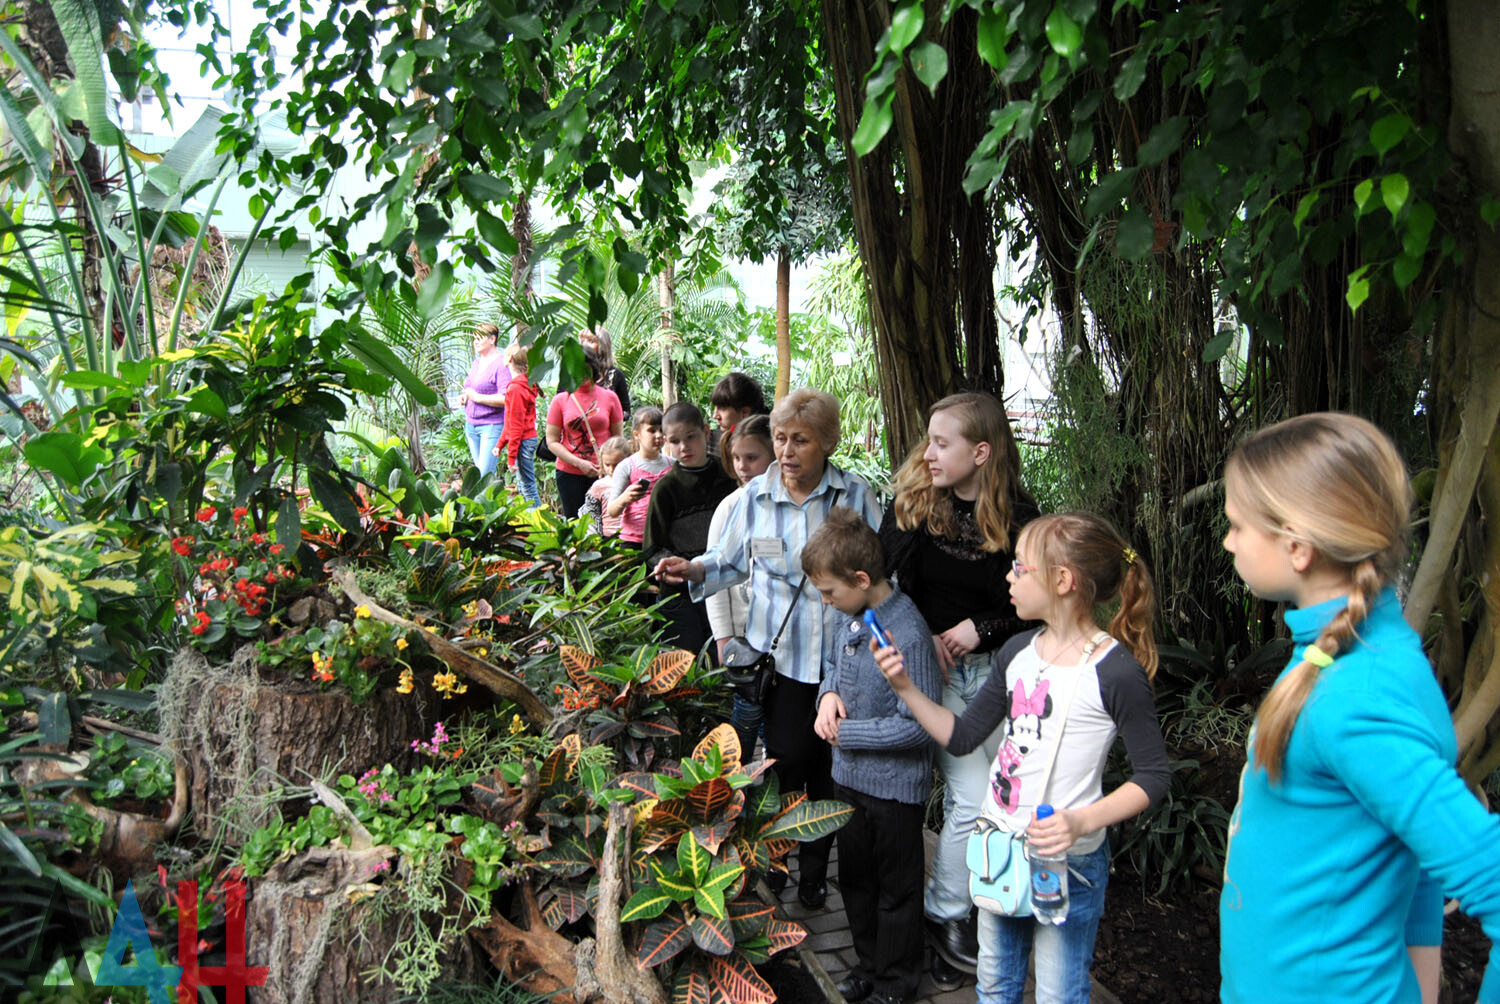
[770,836,1122,1004]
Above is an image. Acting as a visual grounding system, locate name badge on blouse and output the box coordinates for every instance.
[750,537,784,558]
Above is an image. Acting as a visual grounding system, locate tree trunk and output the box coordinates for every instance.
[512,192,536,340]
[658,260,678,407]
[775,246,792,401]
[1425,0,1500,781]
[822,1,1003,463]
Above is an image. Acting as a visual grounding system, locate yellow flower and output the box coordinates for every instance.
[354,605,372,619]
[462,601,479,619]
[397,668,414,694]
[311,651,326,671]
[396,637,409,651]
[474,647,487,658]
[432,670,468,697]
[508,714,526,735]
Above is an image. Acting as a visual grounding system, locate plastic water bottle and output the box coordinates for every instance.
[1028,804,1069,924]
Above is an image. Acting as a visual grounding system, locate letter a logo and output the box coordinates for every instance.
[96,880,182,1004]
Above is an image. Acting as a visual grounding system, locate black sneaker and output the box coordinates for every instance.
[835,974,874,1002]
[929,953,965,992]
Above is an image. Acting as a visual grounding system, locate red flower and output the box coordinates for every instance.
[232,506,249,524]
[190,611,212,636]
[265,572,279,584]
[251,532,266,545]
[196,506,216,523]
[269,544,285,556]
[171,536,195,556]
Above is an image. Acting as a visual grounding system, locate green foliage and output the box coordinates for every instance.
[1109,757,1231,898]
[0,523,145,689]
[84,732,173,804]
[0,731,119,994]
[619,727,845,1001]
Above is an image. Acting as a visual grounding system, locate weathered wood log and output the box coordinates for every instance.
[332,566,552,725]
[470,881,584,1003]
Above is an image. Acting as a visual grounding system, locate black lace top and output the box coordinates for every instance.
[879,493,1040,652]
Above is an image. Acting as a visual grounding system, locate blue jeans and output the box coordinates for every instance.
[927,651,1004,923]
[976,839,1110,1004]
[730,694,765,759]
[512,436,539,505]
[465,421,503,477]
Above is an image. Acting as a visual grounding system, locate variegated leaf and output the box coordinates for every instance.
[727,896,774,938]
[746,772,781,820]
[677,830,710,884]
[692,723,742,770]
[764,837,797,864]
[759,798,855,842]
[689,912,735,956]
[545,881,590,925]
[651,798,692,825]
[621,885,673,924]
[617,772,658,797]
[763,918,807,956]
[637,909,693,969]
[560,643,602,681]
[686,777,733,819]
[699,861,745,900]
[628,716,681,739]
[693,884,726,919]
[645,649,695,694]
[705,952,775,1004]
[671,961,713,1004]
[689,818,734,857]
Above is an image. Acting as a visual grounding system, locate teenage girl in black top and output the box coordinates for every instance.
[878,392,1037,989]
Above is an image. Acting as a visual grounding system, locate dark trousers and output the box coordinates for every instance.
[836,784,926,1001]
[763,676,835,888]
[555,470,593,518]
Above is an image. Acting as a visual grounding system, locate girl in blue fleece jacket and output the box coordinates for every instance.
[1219,412,1500,1004]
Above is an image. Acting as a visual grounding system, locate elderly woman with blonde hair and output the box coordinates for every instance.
[655,388,881,910]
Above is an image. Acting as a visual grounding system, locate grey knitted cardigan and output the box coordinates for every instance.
[816,585,942,805]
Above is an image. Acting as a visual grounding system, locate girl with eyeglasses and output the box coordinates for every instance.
[873,512,1169,1004]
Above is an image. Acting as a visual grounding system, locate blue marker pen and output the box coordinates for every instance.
[863,608,892,648]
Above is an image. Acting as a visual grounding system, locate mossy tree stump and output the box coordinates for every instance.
[163,646,432,838]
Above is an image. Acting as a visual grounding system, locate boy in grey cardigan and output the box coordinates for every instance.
[806,508,941,1004]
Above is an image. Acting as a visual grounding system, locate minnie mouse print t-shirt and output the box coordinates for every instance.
[546,384,623,476]
[947,627,1170,854]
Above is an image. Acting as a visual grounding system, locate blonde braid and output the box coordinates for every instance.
[1253,558,1384,782]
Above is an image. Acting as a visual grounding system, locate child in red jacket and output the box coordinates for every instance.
[497,344,541,505]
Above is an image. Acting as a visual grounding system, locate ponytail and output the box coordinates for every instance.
[1253,558,1383,783]
[1109,556,1159,678]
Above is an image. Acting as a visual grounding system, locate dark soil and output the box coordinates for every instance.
[1093,861,1491,1004]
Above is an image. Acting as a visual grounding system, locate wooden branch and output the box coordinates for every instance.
[593,802,666,1004]
[81,715,162,744]
[311,780,374,851]
[470,879,581,1004]
[332,567,551,724]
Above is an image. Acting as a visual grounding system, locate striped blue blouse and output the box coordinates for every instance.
[690,461,882,684]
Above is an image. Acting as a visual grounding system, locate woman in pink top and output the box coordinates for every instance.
[545,348,624,517]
